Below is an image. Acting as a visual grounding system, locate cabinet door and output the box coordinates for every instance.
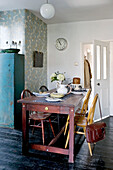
[14,54,24,129]
[0,54,14,128]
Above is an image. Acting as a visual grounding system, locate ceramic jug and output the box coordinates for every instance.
[57,82,71,95]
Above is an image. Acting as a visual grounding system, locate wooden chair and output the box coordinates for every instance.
[76,89,91,116]
[64,89,91,136]
[39,85,49,92]
[21,89,35,98]
[65,94,98,156]
[21,89,55,145]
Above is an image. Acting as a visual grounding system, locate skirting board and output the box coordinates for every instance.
[94,115,110,122]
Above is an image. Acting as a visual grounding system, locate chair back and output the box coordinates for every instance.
[21,89,34,99]
[39,86,48,93]
[81,89,91,113]
[87,94,98,125]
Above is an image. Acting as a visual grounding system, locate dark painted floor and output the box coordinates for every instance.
[0,116,113,170]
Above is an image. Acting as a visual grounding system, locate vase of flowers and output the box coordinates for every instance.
[50,71,65,83]
[50,71,71,94]
[50,71,65,90]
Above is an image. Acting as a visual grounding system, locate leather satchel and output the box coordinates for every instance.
[86,122,106,143]
[86,96,107,143]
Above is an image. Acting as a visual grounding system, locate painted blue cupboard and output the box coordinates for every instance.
[0,53,24,129]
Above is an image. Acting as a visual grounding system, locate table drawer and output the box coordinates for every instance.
[26,104,71,114]
[27,104,60,113]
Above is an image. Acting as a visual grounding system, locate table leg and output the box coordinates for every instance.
[68,108,74,163]
[57,114,60,131]
[22,104,29,154]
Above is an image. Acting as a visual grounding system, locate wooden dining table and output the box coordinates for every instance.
[17,92,84,163]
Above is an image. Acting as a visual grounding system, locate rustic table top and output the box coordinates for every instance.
[17,93,84,108]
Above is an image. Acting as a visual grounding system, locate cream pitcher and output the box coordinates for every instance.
[57,82,71,95]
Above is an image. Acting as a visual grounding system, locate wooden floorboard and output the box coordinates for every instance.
[0,117,113,169]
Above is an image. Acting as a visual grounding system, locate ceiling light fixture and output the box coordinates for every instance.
[40,0,55,19]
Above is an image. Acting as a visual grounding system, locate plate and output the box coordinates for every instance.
[33,92,50,97]
[50,92,64,98]
[71,91,83,95]
[45,97,62,102]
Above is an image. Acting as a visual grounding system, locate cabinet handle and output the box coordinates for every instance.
[45,107,48,111]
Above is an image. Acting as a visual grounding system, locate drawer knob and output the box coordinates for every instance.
[45,107,48,111]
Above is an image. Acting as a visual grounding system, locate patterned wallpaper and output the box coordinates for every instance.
[0,9,47,92]
[25,10,47,91]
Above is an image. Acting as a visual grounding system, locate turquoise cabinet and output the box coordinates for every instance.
[0,53,24,129]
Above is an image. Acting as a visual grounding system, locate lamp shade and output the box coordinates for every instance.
[40,3,55,19]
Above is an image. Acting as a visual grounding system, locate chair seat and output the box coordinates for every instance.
[74,115,87,127]
[75,112,86,116]
[29,112,51,120]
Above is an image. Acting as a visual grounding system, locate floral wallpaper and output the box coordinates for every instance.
[25,10,47,91]
[0,9,47,92]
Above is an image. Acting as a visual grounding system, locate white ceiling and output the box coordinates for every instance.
[1,0,113,24]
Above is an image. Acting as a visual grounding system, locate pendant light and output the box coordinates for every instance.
[40,0,55,19]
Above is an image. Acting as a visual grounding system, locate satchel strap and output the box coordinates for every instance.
[98,95,102,120]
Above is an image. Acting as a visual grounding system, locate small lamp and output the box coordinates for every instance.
[40,0,55,19]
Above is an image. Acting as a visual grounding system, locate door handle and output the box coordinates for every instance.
[97,83,100,86]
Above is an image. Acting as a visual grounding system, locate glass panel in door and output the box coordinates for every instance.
[103,46,107,79]
[96,45,101,80]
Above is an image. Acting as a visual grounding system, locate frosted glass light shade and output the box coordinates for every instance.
[40,3,55,19]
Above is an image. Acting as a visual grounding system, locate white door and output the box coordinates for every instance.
[93,40,110,120]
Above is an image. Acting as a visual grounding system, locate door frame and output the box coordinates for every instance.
[80,42,93,89]
[110,42,113,116]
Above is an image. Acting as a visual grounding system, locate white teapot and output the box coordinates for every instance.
[57,82,71,95]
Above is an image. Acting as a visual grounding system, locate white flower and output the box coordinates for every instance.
[50,71,65,82]
[57,74,65,81]
[50,73,56,79]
